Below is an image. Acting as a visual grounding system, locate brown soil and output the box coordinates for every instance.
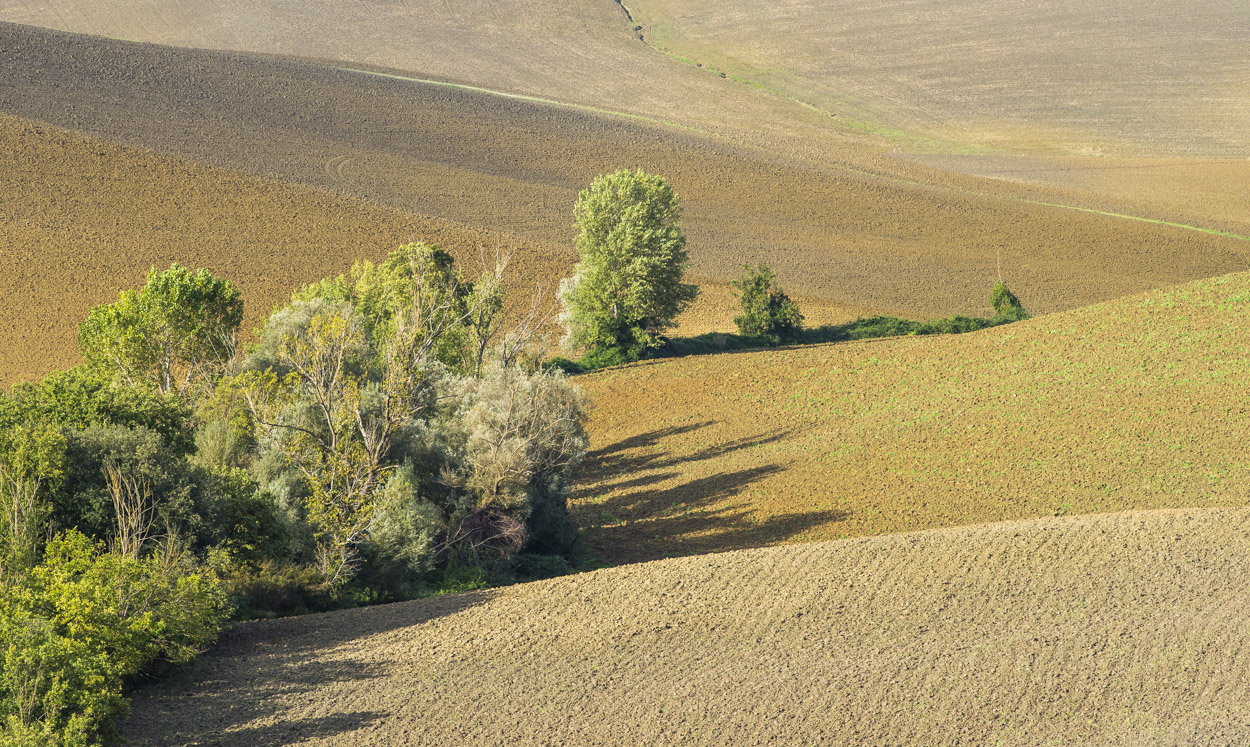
[122,506,1250,745]
[0,114,572,385]
[573,270,1250,564]
[3,23,1249,358]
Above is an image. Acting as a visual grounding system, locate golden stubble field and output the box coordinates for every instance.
[574,270,1250,563]
[122,506,1250,744]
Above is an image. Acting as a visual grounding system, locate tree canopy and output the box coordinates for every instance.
[560,169,698,356]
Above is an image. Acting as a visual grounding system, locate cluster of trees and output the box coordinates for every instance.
[0,166,1029,744]
[557,168,1029,367]
[1,245,588,742]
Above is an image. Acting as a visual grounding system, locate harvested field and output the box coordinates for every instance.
[4,25,1250,336]
[574,270,1250,564]
[630,0,1250,157]
[123,506,1250,744]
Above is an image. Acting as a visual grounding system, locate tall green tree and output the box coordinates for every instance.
[560,169,698,355]
[79,264,243,400]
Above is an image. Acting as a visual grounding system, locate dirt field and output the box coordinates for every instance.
[574,269,1250,563]
[4,23,1250,377]
[0,111,873,385]
[5,0,1246,239]
[0,114,576,384]
[123,506,1250,744]
[630,0,1250,158]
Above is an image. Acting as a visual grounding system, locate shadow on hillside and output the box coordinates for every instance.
[121,591,491,745]
[581,423,792,489]
[575,428,850,564]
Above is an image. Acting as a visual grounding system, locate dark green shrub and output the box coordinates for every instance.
[731,264,803,343]
[220,560,341,620]
[990,281,1029,320]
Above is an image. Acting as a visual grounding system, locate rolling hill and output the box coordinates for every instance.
[3,21,1250,388]
[121,505,1250,744]
[573,269,1250,563]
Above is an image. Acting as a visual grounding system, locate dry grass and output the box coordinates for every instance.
[574,270,1250,563]
[122,506,1250,744]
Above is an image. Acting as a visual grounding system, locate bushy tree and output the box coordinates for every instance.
[0,531,228,744]
[0,424,65,584]
[0,368,194,457]
[560,169,698,356]
[731,264,803,343]
[990,280,1029,321]
[79,264,243,400]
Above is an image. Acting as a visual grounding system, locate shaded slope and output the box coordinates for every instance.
[575,270,1250,563]
[3,23,1248,326]
[124,506,1250,744]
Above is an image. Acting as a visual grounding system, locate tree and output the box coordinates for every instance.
[990,280,1029,321]
[731,264,803,343]
[560,169,698,356]
[79,264,243,400]
[238,249,487,586]
[0,424,65,584]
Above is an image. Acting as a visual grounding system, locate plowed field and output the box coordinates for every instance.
[4,23,1250,375]
[575,270,1250,563]
[0,114,573,384]
[122,506,1250,745]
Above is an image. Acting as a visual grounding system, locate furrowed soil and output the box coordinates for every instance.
[574,270,1250,564]
[3,22,1250,378]
[5,1,1247,237]
[0,114,574,384]
[122,506,1250,744]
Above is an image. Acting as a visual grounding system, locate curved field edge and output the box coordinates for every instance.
[573,269,1250,563]
[339,66,1250,247]
[122,505,1250,744]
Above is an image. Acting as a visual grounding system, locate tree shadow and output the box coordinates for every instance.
[585,421,715,461]
[121,591,491,746]
[577,425,794,496]
[574,460,850,565]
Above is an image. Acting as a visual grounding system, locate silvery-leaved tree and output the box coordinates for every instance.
[79,264,242,401]
[237,245,487,586]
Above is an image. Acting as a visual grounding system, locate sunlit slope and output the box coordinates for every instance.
[629,0,1250,157]
[124,507,1250,744]
[4,24,1248,329]
[575,270,1250,563]
[0,114,572,385]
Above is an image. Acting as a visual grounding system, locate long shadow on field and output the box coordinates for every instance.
[580,424,792,491]
[122,591,491,746]
[575,461,849,565]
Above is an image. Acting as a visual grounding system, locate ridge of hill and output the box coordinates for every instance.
[122,505,1250,744]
